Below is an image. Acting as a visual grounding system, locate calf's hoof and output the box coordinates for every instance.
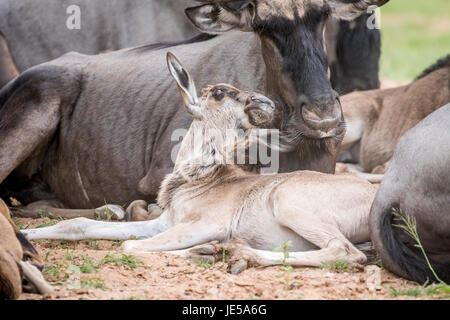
[94,205,126,221]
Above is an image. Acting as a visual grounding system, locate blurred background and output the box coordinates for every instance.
[380,0,450,82]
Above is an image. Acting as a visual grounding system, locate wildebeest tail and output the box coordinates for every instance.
[376,205,450,284]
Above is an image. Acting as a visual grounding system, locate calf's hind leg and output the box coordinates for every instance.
[270,207,367,266]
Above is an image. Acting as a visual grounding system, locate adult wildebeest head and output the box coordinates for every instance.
[186,0,389,141]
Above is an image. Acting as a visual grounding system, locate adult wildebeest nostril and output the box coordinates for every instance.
[301,100,342,136]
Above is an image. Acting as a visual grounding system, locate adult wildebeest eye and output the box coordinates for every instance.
[223,1,251,12]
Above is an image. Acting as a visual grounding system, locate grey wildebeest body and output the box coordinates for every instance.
[370,104,450,284]
[0,0,388,217]
[0,0,382,93]
[23,53,378,270]
[0,0,198,72]
[339,55,450,175]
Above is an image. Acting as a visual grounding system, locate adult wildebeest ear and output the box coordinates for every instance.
[185,2,254,34]
[166,52,203,120]
[328,0,390,21]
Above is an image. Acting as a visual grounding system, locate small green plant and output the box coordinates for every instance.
[96,199,122,221]
[13,218,24,230]
[390,283,422,298]
[43,257,69,282]
[274,241,295,291]
[321,260,352,273]
[36,209,64,228]
[390,208,449,299]
[221,248,227,264]
[77,254,100,273]
[88,240,100,250]
[274,241,293,271]
[81,277,106,290]
[100,252,151,270]
[192,258,215,269]
[389,281,450,299]
[110,240,124,249]
[392,208,447,285]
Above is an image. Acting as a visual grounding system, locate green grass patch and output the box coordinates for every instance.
[81,277,107,291]
[390,282,450,299]
[100,252,151,270]
[380,0,450,81]
[321,260,354,273]
[43,251,150,287]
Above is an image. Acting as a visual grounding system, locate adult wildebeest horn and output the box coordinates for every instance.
[195,0,245,3]
[167,52,203,120]
[194,0,390,20]
[328,0,390,20]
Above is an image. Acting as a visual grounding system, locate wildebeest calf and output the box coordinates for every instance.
[23,53,378,272]
[338,54,450,181]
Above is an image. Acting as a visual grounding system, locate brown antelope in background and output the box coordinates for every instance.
[22,53,377,271]
[338,54,450,182]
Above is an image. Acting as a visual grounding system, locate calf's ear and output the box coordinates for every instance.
[328,0,389,21]
[185,3,254,34]
[166,52,203,119]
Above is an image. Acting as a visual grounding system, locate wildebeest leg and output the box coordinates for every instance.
[268,208,367,267]
[12,199,126,220]
[19,260,53,295]
[121,222,225,254]
[22,217,168,241]
[212,236,366,271]
[0,93,60,184]
[0,32,18,88]
[126,200,163,221]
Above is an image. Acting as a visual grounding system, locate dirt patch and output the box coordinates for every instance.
[15,217,442,301]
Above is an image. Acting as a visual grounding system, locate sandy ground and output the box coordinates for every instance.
[15,216,443,301]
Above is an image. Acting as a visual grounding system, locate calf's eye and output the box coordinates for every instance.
[212,88,225,100]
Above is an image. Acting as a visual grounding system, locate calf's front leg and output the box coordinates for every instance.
[121,221,226,254]
[22,217,168,241]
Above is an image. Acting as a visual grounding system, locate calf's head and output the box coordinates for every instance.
[186,0,389,141]
[167,52,275,131]
[167,52,277,171]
